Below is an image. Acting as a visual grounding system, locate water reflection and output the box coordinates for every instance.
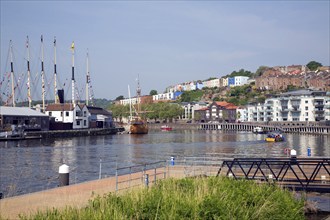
[0,130,329,198]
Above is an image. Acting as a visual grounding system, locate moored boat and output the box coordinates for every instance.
[265,132,284,142]
[253,126,267,134]
[161,125,172,131]
[127,75,148,135]
[129,117,148,134]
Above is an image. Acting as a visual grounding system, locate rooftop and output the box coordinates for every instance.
[0,106,48,117]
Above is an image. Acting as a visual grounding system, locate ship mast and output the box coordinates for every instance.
[86,49,89,106]
[41,35,45,112]
[136,75,141,114]
[54,37,58,104]
[10,40,15,107]
[71,41,75,107]
[26,36,32,108]
[128,85,132,121]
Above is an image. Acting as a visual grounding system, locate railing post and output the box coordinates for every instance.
[145,174,149,187]
[129,166,131,188]
[99,158,102,179]
[115,157,118,192]
[154,166,157,184]
[163,161,167,179]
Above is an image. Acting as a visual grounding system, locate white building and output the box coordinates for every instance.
[203,78,220,88]
[245,90,329,122]
[236,107,248,122]
[234,76,249,86]
[120,97,140,105]
[181,102,209,120]
[45,103,89,129]
[153,92,174,101]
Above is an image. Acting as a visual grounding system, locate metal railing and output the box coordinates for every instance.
[115,161,167,192]
[218,157,330,192]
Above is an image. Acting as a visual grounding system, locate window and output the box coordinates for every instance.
[66,112,69,117]
[60,112,63,117]
[49,112,52,116]
[84,111,87,117]
[305,107,308,110]
[84,120,87,126]
[76,121,80,126]
[305,100,308,104]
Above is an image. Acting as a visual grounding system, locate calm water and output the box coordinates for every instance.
[0,130,329,198]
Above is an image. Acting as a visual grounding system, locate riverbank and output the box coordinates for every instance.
[1,164,329,219]
[25,127,125,139]
[148,122,330,135]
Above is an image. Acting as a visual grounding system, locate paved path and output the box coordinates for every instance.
[0,166,191,219]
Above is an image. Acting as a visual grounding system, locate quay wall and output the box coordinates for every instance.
[26,127,124,138]
[149,122,330,135]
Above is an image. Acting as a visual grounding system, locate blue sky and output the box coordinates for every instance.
[1,1,329,102]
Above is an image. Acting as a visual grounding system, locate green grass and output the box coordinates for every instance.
[20,177,305,220]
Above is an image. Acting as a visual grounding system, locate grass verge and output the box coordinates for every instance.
[20,177,305,220]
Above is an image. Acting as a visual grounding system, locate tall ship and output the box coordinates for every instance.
[128,77,148,134]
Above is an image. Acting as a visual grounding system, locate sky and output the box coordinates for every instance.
[1,1,329,102]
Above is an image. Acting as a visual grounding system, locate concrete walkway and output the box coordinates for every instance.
[0,166,190,219]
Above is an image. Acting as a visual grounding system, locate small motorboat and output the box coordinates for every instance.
[161,125,172,131]
[252,126,267,134]
[265,132,284,142]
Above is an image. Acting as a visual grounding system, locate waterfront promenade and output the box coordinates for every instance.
[0,166,187,219]
[1,159,329,219]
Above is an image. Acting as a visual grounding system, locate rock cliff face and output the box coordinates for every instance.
[256,70,330,91]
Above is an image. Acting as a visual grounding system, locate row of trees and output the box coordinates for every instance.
[108,102,184,123]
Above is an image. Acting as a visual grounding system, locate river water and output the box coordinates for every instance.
[0,130,329,198]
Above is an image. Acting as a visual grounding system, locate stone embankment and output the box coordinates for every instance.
[26,127,124,138]
[149,122,330,135]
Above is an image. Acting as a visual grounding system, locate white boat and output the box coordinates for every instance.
[253,126,267,134]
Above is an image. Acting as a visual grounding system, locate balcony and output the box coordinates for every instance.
[290,97,301,101]
[290,101,301,108]
[314,109,325,114]
[290,107,301,112]
[265,102,273,107]
[314,101,324,107]
[280,107,289,112]
[315,116,325,121]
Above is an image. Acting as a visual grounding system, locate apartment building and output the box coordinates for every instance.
[245,90,329,122]
[228,76,249,87]
[203,78,221,88]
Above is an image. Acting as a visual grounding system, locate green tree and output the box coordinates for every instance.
[306,61,322,71]
[149,90,158,96]
[108,104,129,123]
[179,90,203,102]
[115,95,124,101]
[255,66,269,77]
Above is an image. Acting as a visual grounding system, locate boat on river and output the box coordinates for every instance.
[161,125,172,131]
[252,126,267,134]
[265,132,284,142]
[128,76,148,134]
[129,117,148,134]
